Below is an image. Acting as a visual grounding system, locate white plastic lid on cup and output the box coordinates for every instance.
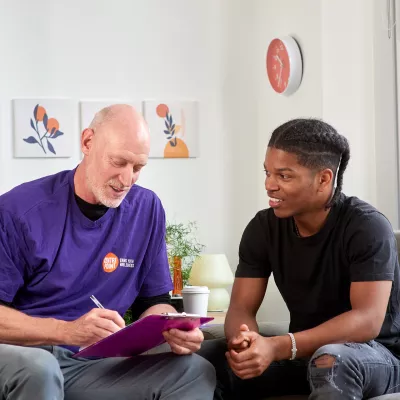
[181,286,210,294]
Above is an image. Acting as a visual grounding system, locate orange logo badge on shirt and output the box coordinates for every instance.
[102,253,119,273]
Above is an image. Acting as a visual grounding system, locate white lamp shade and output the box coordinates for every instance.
[189,254,234,288]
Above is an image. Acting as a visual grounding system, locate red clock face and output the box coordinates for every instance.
[266,39,290,94]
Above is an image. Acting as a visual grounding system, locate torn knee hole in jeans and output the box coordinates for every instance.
[314,354,337,368]
[309,353,343,393]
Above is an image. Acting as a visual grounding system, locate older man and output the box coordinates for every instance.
[0,105,215,400]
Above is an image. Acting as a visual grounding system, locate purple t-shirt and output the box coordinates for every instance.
[0,169,173,346]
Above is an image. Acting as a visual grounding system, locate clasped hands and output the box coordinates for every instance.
[226,324,278,380]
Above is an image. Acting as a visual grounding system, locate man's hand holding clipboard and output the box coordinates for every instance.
[73,311,214,359]
[162,312,207,355]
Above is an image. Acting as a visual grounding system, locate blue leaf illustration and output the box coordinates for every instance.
[164,130,170,135]
[43,114,48,130]
[30,118,35,130]
[171,124,175,131]
[47,139,56,154]
[23,136,39,144]
[167,136,172,140]
[33,104,39,121]
[51,130,64,139]
[164,120,170,129]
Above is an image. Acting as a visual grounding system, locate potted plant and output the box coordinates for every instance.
[123,221,204,325]
[166,221,204,296]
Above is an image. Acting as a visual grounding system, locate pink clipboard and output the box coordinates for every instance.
[73,314,214,358]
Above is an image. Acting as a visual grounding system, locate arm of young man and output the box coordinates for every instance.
[225,277,268,343]
[225,212,271,349]
[228,212,396,379]
[228,281,391,379]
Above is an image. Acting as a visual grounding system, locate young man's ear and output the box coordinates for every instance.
[318,169,334,192]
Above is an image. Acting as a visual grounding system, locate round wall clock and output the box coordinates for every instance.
[266,36,303,96]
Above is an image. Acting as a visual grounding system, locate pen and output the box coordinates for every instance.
[90,295,105,309]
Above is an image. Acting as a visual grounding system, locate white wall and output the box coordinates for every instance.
[0,1,235,261]
[221,0,260,272]
[322,0,399,226]
[321,0,376,206]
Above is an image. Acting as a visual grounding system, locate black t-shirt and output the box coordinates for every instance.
[236,194,400,355]
[74,194,108,221]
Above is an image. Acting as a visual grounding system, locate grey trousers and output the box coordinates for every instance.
[0,344,216,400]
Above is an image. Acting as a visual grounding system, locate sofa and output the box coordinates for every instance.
[200,230,400,400]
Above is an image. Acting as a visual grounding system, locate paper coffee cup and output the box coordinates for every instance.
[181,286,210,316]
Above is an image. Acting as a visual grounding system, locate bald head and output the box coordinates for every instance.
[88,104,149,145]
[76,104,150,207]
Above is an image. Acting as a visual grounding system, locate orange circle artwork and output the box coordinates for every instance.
[164,139,189,158]
[156,104,169,118]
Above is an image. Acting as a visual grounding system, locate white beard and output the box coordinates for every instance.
[86,174,128,208]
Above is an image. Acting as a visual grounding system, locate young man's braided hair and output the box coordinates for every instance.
[268,118,350,207]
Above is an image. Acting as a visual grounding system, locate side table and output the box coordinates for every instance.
[207,311,226,324]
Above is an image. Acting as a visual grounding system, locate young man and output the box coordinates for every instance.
[224,119,400,399]
[0,105,215,400]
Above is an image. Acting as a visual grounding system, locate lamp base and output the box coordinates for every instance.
[207,288,230,311]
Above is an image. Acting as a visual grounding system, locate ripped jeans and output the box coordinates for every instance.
[217,340,400,399]
[309,341,400,399]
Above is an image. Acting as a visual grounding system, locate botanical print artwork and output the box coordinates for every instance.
[144,101,198,159]
[156,103,189,158]
[24,104,64,155]
[13,99,74,158]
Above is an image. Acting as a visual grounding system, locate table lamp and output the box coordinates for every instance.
[189,254,234,311]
